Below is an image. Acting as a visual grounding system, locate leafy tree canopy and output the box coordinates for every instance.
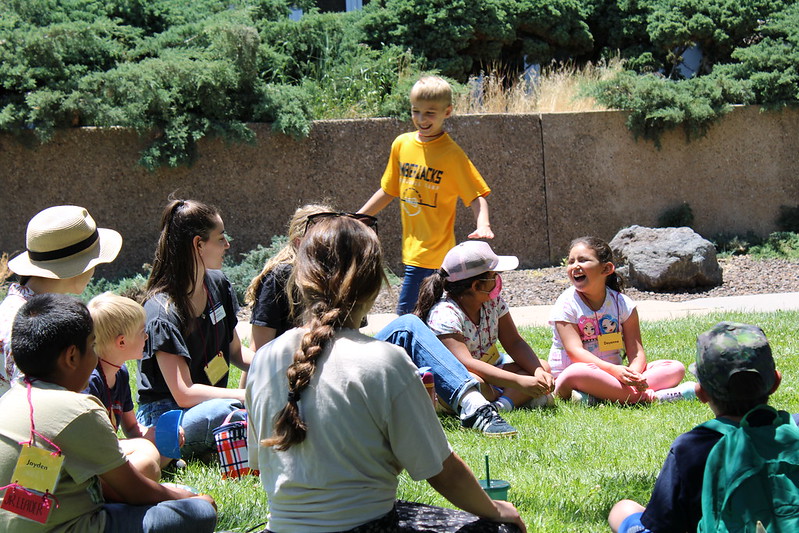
[1,0,798,167]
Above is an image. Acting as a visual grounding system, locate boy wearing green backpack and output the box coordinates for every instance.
[608,321,792,533]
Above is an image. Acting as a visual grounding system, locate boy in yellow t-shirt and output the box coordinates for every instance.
[358,76,493,314]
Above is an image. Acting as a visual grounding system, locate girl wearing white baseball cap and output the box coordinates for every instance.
[415,241,555,413]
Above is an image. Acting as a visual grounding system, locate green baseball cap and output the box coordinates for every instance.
[690,322,775,402]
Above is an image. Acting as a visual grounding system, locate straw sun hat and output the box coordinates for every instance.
[8,205,122,279]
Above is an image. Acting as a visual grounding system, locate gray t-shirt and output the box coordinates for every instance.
[246,327,452,532]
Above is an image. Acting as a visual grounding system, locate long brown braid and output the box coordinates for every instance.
[262,216,384,451]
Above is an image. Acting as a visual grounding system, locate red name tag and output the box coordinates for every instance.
[1,485,53,523]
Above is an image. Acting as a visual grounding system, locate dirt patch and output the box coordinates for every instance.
[370,255,799,313]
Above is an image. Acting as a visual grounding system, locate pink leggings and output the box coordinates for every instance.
[554,360,685,403]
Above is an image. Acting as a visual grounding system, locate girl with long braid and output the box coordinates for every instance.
[246,204,518,436]
[246,215,526,533]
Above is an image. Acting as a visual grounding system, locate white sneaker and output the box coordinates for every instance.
[654,381,698,402]
[528,393,555,408]
[570,389,600,406]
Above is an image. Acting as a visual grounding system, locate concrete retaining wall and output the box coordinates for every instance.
[1,106,796,280]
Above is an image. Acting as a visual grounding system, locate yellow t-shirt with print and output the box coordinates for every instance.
[380,132,491,269]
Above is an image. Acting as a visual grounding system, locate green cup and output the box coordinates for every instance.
[479,479,510,500]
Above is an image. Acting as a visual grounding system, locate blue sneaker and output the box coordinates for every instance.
[461,404,518,437]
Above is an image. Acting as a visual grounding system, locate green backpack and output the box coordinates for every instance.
[698,405,799,533]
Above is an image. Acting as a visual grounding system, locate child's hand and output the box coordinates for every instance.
[519,372,555,397]
[533,366,556,394]
[609,365,648,390]
[468,225,494,239]
[625,367,648,390]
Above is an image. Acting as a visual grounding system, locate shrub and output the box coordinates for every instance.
[590,69,750,145]
[584,0,655,69]
[644,0,789,77]
[4,0,799,165]
[82,273,150,303]
[750,231,799,260]
[712,232,760,256]
[727,2,799,108]
[360,0,593,80]
[590,0,799,144]
[0,1,430,167]
[222,236,287,304]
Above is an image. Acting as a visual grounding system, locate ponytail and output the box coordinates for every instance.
[413,269,486,322]
[606,271,625,293]
[412,270,446,322]
[146,198,221,334]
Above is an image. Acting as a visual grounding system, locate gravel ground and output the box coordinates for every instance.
[369,255,799,313]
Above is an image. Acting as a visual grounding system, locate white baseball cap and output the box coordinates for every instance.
[441,241,518,281]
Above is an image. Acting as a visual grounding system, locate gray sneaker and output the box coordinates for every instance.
[461,404,518,437]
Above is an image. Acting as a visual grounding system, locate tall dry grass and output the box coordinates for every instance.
[453,57,625,114]
[0,254,9,286]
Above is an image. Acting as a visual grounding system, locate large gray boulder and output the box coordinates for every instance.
[610,226,723,291]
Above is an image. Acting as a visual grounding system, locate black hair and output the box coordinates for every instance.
[11,293,93,378]
[708,372,770,417]
[413,270,484,322]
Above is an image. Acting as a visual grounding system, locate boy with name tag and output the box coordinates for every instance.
[0,294,216,532]
[83,293,184,473]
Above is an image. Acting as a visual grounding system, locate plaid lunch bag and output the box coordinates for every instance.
[212,409,259,479]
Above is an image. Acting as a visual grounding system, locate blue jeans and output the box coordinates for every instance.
[397,265,436,315]
[103,498,217,533]
[375,314,479,411]
[137,398,245,458]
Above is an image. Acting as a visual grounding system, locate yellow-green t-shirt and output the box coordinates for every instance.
[0,380,126,533]
[381,132,491,269]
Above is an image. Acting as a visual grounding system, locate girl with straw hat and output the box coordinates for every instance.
[0,205,122,396]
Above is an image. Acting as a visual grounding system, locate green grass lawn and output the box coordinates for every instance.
[145,310,799,532]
